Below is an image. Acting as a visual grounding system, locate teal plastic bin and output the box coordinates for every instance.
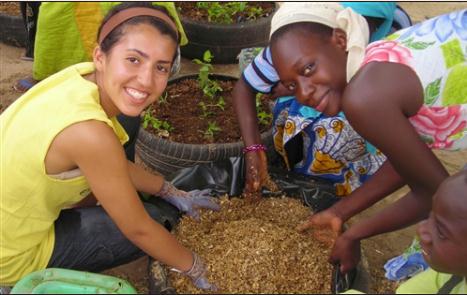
[10,268,137,294]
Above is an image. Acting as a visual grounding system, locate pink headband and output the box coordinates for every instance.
[98,7,179,44]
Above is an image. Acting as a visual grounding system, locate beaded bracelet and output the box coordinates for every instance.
[242,144,267,154]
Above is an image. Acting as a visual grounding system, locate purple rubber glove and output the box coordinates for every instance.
[171,252,217,291]
[158,181,220,219]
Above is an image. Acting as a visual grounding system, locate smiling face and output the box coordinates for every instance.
[270,25,348,116]
[93,23,177,117]
[417,171,467,277]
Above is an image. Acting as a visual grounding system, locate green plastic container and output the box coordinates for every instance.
[10,268,137,294]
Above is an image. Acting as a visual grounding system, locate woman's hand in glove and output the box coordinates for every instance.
[158,181,220,219]
[172,252,217,291]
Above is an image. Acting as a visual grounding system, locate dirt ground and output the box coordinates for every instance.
[1,2,466,294]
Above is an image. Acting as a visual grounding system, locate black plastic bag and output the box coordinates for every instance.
[170,156,340,213]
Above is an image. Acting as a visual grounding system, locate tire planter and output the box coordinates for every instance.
[179,10,275,64]
[136,74,274,178]
[0,12,26,47]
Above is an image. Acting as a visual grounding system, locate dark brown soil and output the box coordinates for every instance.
[0,2,20,16]
[175,2,275,23]
[143,76,272,144]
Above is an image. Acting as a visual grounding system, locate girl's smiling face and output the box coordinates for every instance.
[417,172,467,277]
[271,27,348,116]
[93,23,177,117]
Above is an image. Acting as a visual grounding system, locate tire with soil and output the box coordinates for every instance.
[179,12,274,64]
[136,74,274,178]
[136,127,274,178]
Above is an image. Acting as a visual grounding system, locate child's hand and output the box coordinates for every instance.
[297,207,343,246]
[158,181,220,219]
[328,233,361,274]
[244,151,279,201]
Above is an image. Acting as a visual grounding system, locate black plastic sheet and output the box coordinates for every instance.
[170,156,341,213]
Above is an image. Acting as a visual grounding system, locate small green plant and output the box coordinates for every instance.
[196,2,264,24]
[255,93,272,126]
[215,96,225,111]
[142,106,173,137]
[247,6,263,20]
[198,97,225,118]
[198,102,213,118]
[193,50,226,138]
[202,121,222,140]
[158,91,168,105]
[192,50,223,100]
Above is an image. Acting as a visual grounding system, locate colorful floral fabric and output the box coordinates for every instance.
[362,9,467,150]
[272,97,386,196]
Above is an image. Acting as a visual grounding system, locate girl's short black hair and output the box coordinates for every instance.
[97,2,179,56]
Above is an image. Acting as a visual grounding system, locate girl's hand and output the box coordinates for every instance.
[244,150,279,201]
[328,233,361,274]
[158,181,220,219]
[296,207,343,246]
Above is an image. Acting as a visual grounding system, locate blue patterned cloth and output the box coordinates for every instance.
[272,97,387,196]
[384,239,430,281]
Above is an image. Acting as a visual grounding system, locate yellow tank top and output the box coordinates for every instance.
[0,62,128,285]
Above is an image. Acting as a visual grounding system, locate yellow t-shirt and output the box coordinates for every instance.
[396,269,466,294]
[341,269,467,294]
[0,62,128,285]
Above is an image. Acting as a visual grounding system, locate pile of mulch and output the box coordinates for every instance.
[167,196,333,294]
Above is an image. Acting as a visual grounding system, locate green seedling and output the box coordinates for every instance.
[158,91,168,105]
[198,101,214,118]
[247,6,263,20]
[201,121,222,140]
[257,110,272,126]
[192,50,223,100]
[142,106,173,137]
[196,2,265,24]
[255,93,272,126]
[216,96,225,111]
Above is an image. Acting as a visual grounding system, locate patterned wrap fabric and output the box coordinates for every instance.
[361,9,467,150]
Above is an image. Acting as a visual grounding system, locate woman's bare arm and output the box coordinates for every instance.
[57,120,194,272]
[330,62,448,272]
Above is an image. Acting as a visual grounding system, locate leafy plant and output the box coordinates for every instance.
[255,93,272,126]
[202,121,222,140]
[257,110,272,126]
[158,91,169,105]
[193,50,226,136]
[192,50,223,100]
[198,102,214,118]
[246,6,263,20]
[196,2,265,24]
[215,96,225,111]
[142,106,173,137]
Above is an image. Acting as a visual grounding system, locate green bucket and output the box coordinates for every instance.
[10,268,137,294]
